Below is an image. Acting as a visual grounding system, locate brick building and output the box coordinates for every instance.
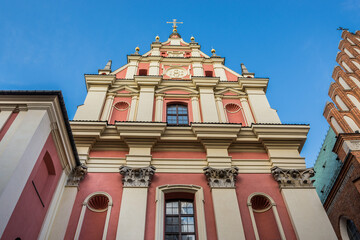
[322,30,360,239]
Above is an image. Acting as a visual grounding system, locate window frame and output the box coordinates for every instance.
[164,199,196,240]
[155,185,207,240]
[166,103,189,125]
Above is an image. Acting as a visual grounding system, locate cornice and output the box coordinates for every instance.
[115,122,167,139]
[239,77,269,92]
[192,76,220,88]
[134,75,162,86]
[192,123,241,140]
[84,74,116,90]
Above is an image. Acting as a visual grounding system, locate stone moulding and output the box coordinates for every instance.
[203,166,239,188]
[271,166,315,188]
[119,165,156,187]
[66,164,88,187]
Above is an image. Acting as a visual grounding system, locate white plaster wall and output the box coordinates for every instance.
[192,62,204,76]
[338,77,351,90]
[281,188,337,240]
[125,60,138,79]
[331,117,344,134]
[213,63,227,81]
[191,97,201,122]
[350,76,360,88]
[342,62,353,73]
[353,60,360,70]
[74,86,108,120]
[116,188,148,240]
[344,116,360,132]
[199,88,219,122]
[335,95,349,111]
[149,61,160,75]
[246,89,281,123]
[136,86,155,121]
[344,48,355,58]
[211,189,246,240]
[0,110,51,235]
[348,94,360,110]
[0,110,12,131]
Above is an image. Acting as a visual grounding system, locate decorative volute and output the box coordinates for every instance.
[271,166,315,188]
[203,166,239,188]
[119,165,156,187]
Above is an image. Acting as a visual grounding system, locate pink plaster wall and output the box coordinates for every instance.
[115,68,127,79]
[222,98,246,125]
[225,69,238,81]
[109,97,131,123]
[254,209,281,239]
[0,112,18,142]
[203,64,214,76]
[144,173,218,240]
[79,209,107,239]
[235,174,297,240]
[64,173,123,240]
[137,62,150,75]
[1,134,62,240]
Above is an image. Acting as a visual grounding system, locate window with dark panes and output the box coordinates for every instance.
[165,200,196,240]
[167,104,188,125]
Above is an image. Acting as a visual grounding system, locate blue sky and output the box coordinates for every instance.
[1,0,359,166]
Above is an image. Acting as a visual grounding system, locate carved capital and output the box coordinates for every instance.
[119,165,156,187]
[271,166,315,188]
[203,166,239,188]
[66,164,88,187]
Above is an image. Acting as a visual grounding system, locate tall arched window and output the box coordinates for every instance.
[167,104,188,125]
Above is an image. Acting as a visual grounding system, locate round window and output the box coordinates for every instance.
[225,103,241,113]
[114,101,130,111]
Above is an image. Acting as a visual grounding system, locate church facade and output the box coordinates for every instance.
[0,23,336,239]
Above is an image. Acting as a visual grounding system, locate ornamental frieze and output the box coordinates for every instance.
[119,165,156,187]
[203,166,239,188]
[66,164,88,187]
[271,166,315,188]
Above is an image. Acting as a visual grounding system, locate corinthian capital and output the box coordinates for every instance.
[66,164,88,187]
[119,165,156,187]
[203,166,239,188]
[271,166,315,188]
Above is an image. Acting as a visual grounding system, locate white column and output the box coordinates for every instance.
[199,88,219,122]
[213,63,227,81]
[192,62,204,76]
[125,60,138,79]
[116,188,148,240]
[128,95,139,121]
[100,94,114,121]
[74,86,109,120]
[149,61,160,75]
[136,86,155,121]
[281,188,337,239]
[0,110,51,235]
[240,98,255,125]
[212,189,245,239]
[215,96,227,123]
[191,96,201,122]
[246,89,281,123]
[154,95,164,122]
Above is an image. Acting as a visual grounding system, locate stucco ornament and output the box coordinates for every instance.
[165,67,187,78]
[119,165,156,187]
[271,166,315,188]
[203,166,239,188]
[66,164,88,186]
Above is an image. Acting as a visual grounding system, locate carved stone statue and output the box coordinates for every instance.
[66,164,88,187]
[203,166,239,188]
[271,166,315,188]
[119,165,156,187]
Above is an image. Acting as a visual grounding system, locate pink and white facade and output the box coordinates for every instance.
[0,26,337,240]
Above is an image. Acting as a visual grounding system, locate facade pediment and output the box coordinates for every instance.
[108,85,139,94]
[215,88,246,96]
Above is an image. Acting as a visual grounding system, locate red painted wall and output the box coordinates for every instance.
[225,69,238,81]
[64,173,123,240]
[0,112,18,142]
[254,209,281,239]
[235,174,297,240]
[1,134,62,240]
[79,209,107,240]
[115,68,127,79]
[152,151,206,159]
[137,62,150,75]
[89,150,128,158]
[144,173,218,240]
[229,152,269,160]
[109,97,131,123]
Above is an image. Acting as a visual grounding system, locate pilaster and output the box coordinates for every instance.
[191,96,201,122]
[240,97,255,125]
[215,96,227,123]
[203,166,245,240]
[116,166,156,240]
[100,94,115,121]
[271,167,337,240]
[154,95,164,122]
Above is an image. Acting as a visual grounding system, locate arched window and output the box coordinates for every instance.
[165,199,195,240]
[340,216,360,240]
[167,104,188,125]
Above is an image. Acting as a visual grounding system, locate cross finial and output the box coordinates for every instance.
[166,19,183,30]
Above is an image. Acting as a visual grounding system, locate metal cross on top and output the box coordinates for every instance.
[166,19,183,30]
